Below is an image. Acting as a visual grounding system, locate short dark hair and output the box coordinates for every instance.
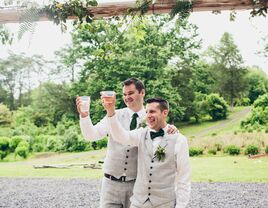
[146,98,169,111]
[123,77,145,93]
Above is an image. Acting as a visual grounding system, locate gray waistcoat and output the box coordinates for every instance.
[131,129,177,207]
[103,108,144,179]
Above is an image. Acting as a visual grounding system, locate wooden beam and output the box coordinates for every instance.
[0,0,256,24]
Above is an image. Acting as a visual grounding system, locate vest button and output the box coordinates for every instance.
[151,160,154,163]
[127,150,130,152]
[148,187,151,189]
[148,193,151,196]
[124,168,127,171]
[126,156,129,158]
[149,173,152,176]
[149,180,151,183]
[150,166,153,169]
[125,162,128,165]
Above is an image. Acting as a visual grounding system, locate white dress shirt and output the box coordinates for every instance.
[79,108,146,141]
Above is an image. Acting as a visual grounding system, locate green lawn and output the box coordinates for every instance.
[191,156,268,182]
[1,150,268,182]
[177,106,251,137]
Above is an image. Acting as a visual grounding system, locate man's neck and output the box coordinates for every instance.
[153,122,167,131]
[129,105,144,113]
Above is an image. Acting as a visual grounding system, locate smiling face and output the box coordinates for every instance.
[123,84,145,112]
[146,102,168,131]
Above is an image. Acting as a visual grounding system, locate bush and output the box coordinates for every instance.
[189,147,203,157]
[96,137,108,149]
[203,93,229,121]
[224,145,240,155]
[61,128,89,152]
[15,140,30,159]
[0,103,12,125]
[265,146,268,154]
[208,149,217,155]
[46,136,63,152]
[32,143,44,152]
[15,146,29,159]
[9,136,23,152]
[214,143,223,151]
[0,137,10,151]
[245,145,259,155]
[0,150,8,160]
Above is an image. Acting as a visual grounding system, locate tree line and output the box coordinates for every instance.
[0,15,268,159]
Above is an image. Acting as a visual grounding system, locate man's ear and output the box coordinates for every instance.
[140,89,145,97]
[162,109,168,117]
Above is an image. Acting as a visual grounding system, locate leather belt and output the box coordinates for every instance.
[104,173,135,183]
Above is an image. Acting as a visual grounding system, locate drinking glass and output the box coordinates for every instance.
[100,91,115,104]
[80,96,90,112]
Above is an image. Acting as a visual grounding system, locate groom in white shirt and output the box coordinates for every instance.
[103,97,191,208]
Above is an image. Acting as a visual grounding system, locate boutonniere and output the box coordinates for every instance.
[138,119,147,128]
[154,145,166,162]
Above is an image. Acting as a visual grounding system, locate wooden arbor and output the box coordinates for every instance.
[0,0,257,24]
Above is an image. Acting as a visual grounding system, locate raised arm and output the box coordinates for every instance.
[77,96,108,141]
[175,134,191,208]
[80,116,108,141]
[106,114,141,146]
[103,95,141,146]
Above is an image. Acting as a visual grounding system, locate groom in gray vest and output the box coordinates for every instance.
[76,78,177,208]
[103,97,191,208]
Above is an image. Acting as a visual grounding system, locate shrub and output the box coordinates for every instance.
[9,136,23,152]
[96,137,108,149]
[265,127,268,133]
[15,140,30,159]
[224,145,240,155]
[32,143,44,152]
[265,146,268,154]
[46,136,63,152]
[15,146,29,159]
[214,143,223,151]
[0,150,8,160]
[61,128,89,152]
[0,103,12,125]
[0,137,10,151]
[208,149,217,155]
[245,145,259,155]
[203,93,229,121]
[189,147,203,157]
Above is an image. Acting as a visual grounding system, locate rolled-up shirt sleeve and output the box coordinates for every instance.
[79,116,108,141]
[175,135,191,208]
[106,113,142,146]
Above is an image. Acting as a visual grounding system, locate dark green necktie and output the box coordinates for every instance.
[150,128,165,140]
[130,113,139,130]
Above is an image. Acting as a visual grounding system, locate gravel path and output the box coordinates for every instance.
[0,178,267,208]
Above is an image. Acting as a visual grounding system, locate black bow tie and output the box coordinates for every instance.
[150,129,165,140]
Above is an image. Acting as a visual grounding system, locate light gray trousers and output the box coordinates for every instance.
[100,177,135,208]
[130,199,176,208]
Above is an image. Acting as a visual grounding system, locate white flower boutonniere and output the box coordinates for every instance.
[154,145,166,162]
[138,119,147,128]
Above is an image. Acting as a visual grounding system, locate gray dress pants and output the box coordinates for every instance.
[130,199,176,208]
[100,177,135,208]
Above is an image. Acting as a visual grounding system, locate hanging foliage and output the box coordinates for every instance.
[251,0,268,17]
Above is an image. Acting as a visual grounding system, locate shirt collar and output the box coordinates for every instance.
[149,124,168,133]
[128,107,146,119]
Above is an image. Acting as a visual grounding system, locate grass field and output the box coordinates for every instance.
[1,150,268,182]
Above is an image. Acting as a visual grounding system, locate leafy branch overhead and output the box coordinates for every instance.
[16,0,268,39]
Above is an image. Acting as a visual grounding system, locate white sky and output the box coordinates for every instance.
[0,10,267,75]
